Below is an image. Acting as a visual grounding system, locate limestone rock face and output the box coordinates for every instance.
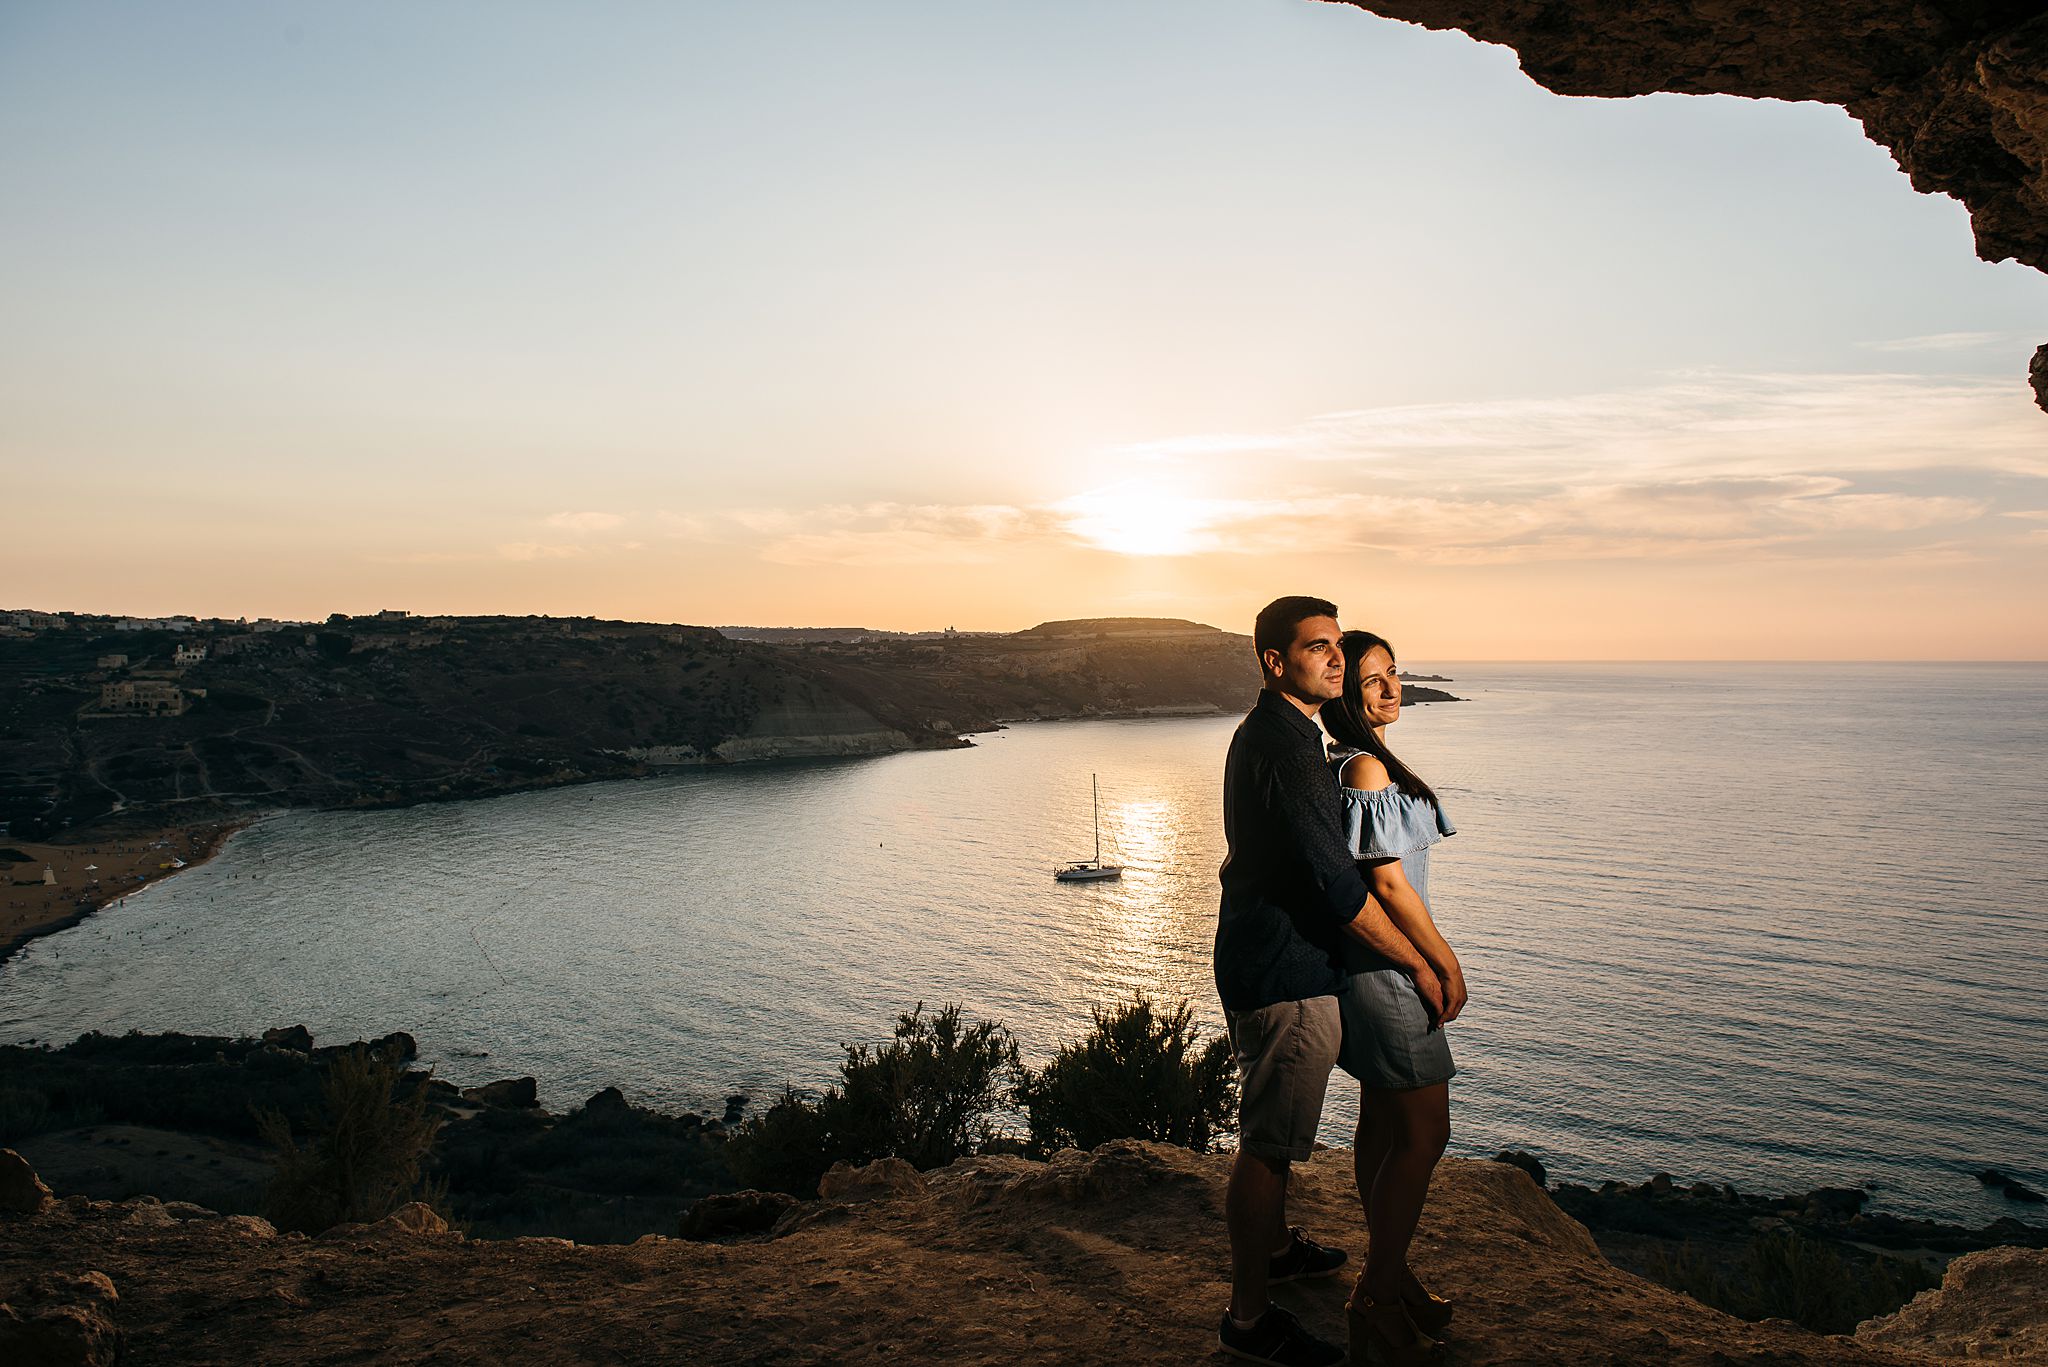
[1857,1245,2048,1362]
[0,1149,55,1217]
[1327,0,2048,408]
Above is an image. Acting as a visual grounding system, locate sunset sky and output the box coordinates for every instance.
[4,0,2045,658]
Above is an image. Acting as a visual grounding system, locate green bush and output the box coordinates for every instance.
[724,1086,835,1196]
[1646,1230,1940,1334]
[0,1036,324,1140]
[1016,995,1236,1155]
[725,1003,1021,1196]
[258,1046,445,1234]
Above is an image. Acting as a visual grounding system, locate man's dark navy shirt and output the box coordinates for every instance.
[1213,689,1372,1013]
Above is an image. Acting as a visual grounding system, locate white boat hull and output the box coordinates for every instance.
[1054,863,1122,882]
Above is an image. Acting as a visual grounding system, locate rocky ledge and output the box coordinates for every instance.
[6,1143,2046,1366]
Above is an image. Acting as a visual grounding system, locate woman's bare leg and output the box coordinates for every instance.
[1356,1082,1449,1302]
[1352,1095,1396,1234]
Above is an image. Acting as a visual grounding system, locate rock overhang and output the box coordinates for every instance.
[1321,1,2048,411]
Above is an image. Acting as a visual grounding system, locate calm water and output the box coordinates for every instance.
[4,664,2045,1224]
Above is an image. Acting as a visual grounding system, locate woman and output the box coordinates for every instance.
[1321,629,1466,1365]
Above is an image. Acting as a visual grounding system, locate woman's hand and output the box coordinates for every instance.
[1437,963,1469,1024]
[1409,965,1446,1026]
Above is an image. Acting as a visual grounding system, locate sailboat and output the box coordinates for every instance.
[1054,773,1123,882]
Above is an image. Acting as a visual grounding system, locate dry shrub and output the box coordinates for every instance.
[258,1046,444,1233]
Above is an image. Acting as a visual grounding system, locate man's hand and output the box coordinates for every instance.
[1410,965,1446,1027]
[1439,967,1469,1025]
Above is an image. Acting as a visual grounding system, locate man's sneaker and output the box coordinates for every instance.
[1267,1226,1348,1283]
[1218,1305,1346,1367]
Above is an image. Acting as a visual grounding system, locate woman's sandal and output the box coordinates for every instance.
[1346,1294,1442,1366]
[1401,1284,1454,1336]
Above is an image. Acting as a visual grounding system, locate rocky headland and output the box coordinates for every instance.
[6,1138,2047,1366]
[2,613,1461,837]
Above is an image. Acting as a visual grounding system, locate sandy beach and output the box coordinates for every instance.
[0,818,251,963]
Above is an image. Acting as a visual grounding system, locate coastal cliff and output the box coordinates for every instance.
[6,1142,2043,1366]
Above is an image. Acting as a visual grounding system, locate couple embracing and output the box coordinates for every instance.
[1215,596,1465,1367]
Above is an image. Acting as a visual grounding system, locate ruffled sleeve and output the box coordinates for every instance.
[1340,784,1455,861]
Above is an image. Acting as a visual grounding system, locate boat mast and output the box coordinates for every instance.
[1092,773,1101,866]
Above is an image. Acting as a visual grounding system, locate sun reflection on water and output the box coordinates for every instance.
[1061,793,1209,1004]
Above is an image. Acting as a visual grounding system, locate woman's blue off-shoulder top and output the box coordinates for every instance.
[1330,750,1455,909]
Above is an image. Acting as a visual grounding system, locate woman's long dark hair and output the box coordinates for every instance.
[1323,630,1438,806]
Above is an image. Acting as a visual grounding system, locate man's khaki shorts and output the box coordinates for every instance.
[1226,995,1341,1163]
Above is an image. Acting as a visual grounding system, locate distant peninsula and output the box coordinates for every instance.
[1,610,1459,841]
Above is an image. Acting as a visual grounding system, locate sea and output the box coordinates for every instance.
[3,663,2044,1226]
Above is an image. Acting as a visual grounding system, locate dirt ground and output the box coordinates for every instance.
[0,819,248,962]
[2,1144,1937,1366]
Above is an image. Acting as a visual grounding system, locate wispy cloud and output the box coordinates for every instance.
[741,503,1063,566]
[1160,371,2047,481]
[752,372,2037,570]
[369,373,2046,576]
[1858,331,2012,353]
[545,511,626,533]
[497,542,586,561]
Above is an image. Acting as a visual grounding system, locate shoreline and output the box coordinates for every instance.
[0,707,1311,934]
[0,816,256,966]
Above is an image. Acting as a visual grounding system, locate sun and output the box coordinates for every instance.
[1059,483,1223,557]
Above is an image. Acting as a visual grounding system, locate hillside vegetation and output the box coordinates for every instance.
[1,614,1454,838]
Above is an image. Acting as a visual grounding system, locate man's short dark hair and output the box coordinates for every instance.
[1253,596,1339,660]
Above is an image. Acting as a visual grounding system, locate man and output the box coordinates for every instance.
[1215,596,1444,1367]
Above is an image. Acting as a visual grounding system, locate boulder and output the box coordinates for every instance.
[583,1086,631,1117]
[0,1149,55,1217]
[0,1269,120,1367]
[680,1190,798,1239]
[924,1153,1042,1208]
[1491,1149,1547,1188]
[1805,1186,1870,1218]
[261,1025,314,1052]
[818,1157,927,1204]
[462,1077,539,1109]
[375,1203,450,1236]
[1010,1140,1207,1204]
[370,1031,418,1063]
[116,1197,177,1228]
[1645,1172,1674,1197]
